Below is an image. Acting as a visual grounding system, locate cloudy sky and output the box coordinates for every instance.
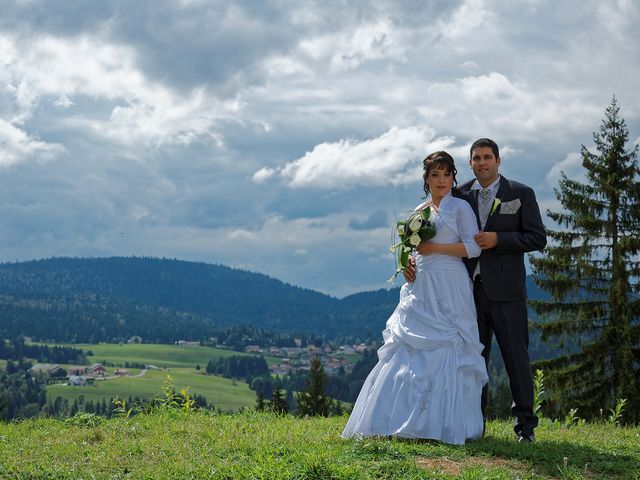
[1,0,638,297]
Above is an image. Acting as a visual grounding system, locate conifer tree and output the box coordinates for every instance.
[530,97,640,421]
[296,356,331,416]
[285,388,296,413]
[0,388,8,420]
[269,387,288,414]
[255,391,265,412]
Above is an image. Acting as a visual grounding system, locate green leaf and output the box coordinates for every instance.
[399,247,410,269]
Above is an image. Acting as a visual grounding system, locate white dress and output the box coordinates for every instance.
[342,193,489,445]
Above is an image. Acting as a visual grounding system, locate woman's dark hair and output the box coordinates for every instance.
[423,150,457,196]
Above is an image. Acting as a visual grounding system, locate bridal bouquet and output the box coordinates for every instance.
[388,208,436,283]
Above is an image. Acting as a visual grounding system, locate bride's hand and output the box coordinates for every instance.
[402,257,416,283]
[417,242,434,256]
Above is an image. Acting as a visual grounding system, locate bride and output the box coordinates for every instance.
[342,151,489,445]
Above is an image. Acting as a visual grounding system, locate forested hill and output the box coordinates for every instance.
[0,257,398,343]
[0,257,546,344]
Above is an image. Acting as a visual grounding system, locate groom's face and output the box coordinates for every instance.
[470,146,500,186]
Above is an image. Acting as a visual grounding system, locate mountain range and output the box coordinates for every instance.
[0,257,551,353]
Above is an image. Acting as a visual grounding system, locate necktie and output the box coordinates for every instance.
[478,188,492,229]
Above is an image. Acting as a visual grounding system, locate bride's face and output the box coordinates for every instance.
[427,167,453,198]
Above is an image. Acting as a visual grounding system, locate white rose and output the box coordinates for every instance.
[409,233,421,247]
[408,215,422,232]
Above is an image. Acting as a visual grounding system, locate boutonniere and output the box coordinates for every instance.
[490,198,501,215]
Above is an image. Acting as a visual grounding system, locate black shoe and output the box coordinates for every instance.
[517,433,535,444]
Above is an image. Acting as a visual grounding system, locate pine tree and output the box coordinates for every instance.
[255,391,265,412]
[530,97,640,422]
[0,388,8,420]
[285,388,296,413]
[268,387,288,414]
[295,356,331,416]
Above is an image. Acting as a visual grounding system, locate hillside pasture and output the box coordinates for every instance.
[46,368,256,411]
[77,343,253,368]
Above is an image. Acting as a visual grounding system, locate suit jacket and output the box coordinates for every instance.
[454,176,547,302]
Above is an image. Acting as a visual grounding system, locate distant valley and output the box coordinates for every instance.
[0,256,550,352]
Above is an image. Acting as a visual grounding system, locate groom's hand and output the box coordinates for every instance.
[475,231,498,250]
[402,257,417,283]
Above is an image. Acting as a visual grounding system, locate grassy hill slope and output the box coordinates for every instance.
[79,342,277,369]
[46,369,256,411]
[0,412,638,479]
[40,343,272,410]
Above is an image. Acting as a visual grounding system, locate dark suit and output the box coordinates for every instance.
[454,176,546,435]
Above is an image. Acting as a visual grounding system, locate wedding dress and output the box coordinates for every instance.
[342,193,489,445]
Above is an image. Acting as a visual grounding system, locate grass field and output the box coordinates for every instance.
[33,343,269,411]
[46,368,256,411]
[71,342,278,368]
[1,412,638,479]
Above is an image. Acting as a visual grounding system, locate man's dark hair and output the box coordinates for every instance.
[470,138,499,159]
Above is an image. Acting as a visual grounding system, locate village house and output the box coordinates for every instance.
[340,345,356,355]
[245,345,261,353]
[67,366,88,376]
[68,375,88,386]
[176,340,199,346]
[89,363,107,377]
[114,368,129,376]
[283,346,303,357]
[29,363,65,377]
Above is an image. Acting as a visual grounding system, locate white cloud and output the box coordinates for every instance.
[272,126,455,189]
[299,19,406,72]
[0,33,234,147]
[262,56,312,78]
[53,94,75,108]
[229,229,258,241]
[545,152,584,185]
[421,72,602,144]
[252,167,276,183]
[460,60,479,72]
[441,0,495,40]
[0,119,63,167]
[597,0,637,39]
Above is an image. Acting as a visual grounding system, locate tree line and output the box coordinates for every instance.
[0,359,47,420]
[0,337,86,364]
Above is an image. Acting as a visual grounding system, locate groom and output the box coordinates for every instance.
[405,138,546,443]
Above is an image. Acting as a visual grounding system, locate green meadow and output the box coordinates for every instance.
[39,343,276,410]
[72,342,278,368]
[46,368,255,410]
[1,412,639,479]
